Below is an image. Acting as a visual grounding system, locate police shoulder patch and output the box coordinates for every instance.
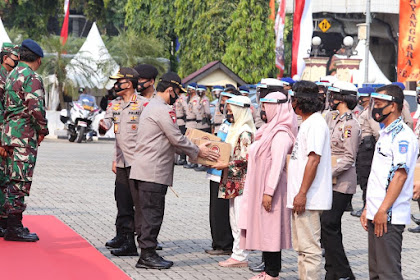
[399,140,409,154]
[344,125,352,138]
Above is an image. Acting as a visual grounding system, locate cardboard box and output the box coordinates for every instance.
[185,128,221,142]
[191,138,231,167]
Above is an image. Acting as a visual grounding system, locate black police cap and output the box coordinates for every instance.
[110,67,139,80]
[159,72,186,93]
[134,64,158,80]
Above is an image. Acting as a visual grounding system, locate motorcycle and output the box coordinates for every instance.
[60,94,100,143]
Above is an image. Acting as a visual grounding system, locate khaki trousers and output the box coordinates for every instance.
[292,210,323,280]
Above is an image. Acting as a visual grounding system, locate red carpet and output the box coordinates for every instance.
[0,215,131,280]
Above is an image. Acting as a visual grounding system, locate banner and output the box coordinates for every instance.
[269,0,276,21]
[60,0,70,46]
[291,0,313,77]
[275,0,286,78]
[398,0,420,82]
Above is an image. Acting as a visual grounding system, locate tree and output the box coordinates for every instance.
[222,0,276,83]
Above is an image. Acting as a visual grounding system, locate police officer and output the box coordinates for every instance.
[174,86,188,165]
[99,68,144,256]
[212,85,225,134]
[351,87,380,218]
[194,85,212,172]
[129,72,219,269]
[0,42,19,237]
[2,39,48,242]
[322,81,360,279]
[280,77,295,91]
[134,64,158,100]
[184,83,200,169]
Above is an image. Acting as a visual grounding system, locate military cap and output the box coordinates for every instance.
[109,67,139,80]
[392,82,405,90]
[187,82,197,90]
[21,39,44,58]
[160,72,186,93]
[196,84,207,91]
[358,87,375,97]
[212,85,223,91]
[1,42,19,56]
[134,64,158,80]
[281,77,295,86]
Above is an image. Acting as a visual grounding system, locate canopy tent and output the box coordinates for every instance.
[0,17,11,47]
[66,22,118,90]
[335,39,391,85]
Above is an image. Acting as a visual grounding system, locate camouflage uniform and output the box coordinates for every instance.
[0,65,8,216]
[1,61,49,215]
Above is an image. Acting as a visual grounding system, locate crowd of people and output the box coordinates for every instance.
[0,39,419,280]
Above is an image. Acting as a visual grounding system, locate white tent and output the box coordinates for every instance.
[66,22,119,90]
[334,39,391,85]
[0,17,11,47]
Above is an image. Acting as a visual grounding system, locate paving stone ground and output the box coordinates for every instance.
[26,140,420,280]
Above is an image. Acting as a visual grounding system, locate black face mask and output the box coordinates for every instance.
[319,93,326,104]
[219,104,224,114]
[114,82,128,93]
[260,110,267,123]
[371,103,392,123]
[329,101,340,111]
[169,88,179,105]
[137,80,150,93]
[6,56,18,69]
[226,114,234,123]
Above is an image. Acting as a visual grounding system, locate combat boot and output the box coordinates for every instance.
[110,233,138,256]
[136,248,173,269]
[105,228,125,248]
[4,214,39,242]
[0,218,7,237]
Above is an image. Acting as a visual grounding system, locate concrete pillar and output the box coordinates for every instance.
[301,57,330,82]
[335,59,362,82]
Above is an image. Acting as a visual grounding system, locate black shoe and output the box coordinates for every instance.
[183,163,198,169]
[0,227,5,238]
[408,225,420,233]
[156,243,163,250]
[351,208,363,217]
[204,249,232,255]
[249,261,265,273]
[136,252,173,269]
[411,214,420,225]
[194,165,208,172]
[106,231,125,248]
[110,233,138,256]
[345,202,353,212]
[4,226,39,242]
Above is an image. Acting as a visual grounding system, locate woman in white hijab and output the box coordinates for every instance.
[214,95,256,268]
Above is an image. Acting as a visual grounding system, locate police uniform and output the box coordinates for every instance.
[196,94,211,132]
[130,73,199,268]
[366,116,418,279]
[213,103,225,134]
[322,110,360,279]
[185,94,200,129]
[101,68,144,256]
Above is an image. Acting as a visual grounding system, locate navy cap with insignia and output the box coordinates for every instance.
[281,77,295,86]
[392,82,405,90]
[239,85,250,94]
[212,85,223,91]
[21,39,44,58]
[187,82,197,90]
[197,84,207,91]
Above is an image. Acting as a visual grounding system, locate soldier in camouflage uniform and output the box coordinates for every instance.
[0,43,19,237]
[2,40,48,242]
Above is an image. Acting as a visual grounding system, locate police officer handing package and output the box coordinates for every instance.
[130,72,219,269]
[351,87,380,218]
[99,67,144,256]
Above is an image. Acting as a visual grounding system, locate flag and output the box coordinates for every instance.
[269,0,276,21]
[60,0,70,46]
[397,0,420,82]
[291,0,313,77]
[275,0,286,78]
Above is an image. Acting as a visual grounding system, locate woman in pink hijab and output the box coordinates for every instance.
[239,91,298,280]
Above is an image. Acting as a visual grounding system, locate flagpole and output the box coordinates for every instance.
[290,0,295,77]
[364,0,371,84]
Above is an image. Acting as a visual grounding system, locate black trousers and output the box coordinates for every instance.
[179,125,187,161]
[321,191,355,280]
[368,220,404,280]
[356,137,376,204]
[263,251,282,277]
[133,180,167,249]
[200,127,212,133]
[115,167,135,234]
[209,180,233,250]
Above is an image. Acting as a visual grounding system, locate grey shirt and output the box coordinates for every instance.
[130,95,200,186]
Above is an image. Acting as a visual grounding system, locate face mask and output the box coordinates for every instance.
[319,93,326,104]
[329,101,340,111]
[226,114,234,123]
[219,104,224,114]
[371,103,391,123]
[137,80,150,92]
[260,110,267,123]
[114,82,128,93]
[6,56,18,69]
[169,88,179,105]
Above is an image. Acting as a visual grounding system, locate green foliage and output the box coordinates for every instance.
[103,29,168,73]
[222,0,276,83]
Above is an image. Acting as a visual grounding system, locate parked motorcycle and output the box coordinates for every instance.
[60,94,100,143]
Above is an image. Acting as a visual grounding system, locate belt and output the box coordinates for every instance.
[186,118,196,122]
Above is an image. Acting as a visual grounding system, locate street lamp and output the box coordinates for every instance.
[308,36,326,57]
[342,36,357,58]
